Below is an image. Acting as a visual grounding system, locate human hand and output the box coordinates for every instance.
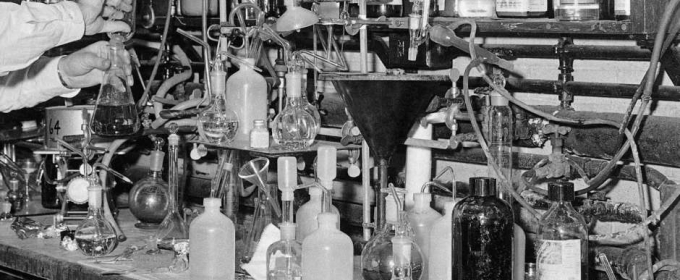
[78,0,134,35]
[57,41,133,89]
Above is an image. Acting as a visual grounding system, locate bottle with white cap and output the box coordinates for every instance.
[428,200,457,280]
[407,192,442,279]
[267,222,302,279]
[301,212,353,280]
[295,186,340,243]
[189,198,235,280]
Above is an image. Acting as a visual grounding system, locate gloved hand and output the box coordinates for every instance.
[78,0,134,35]
[57,41,133,89]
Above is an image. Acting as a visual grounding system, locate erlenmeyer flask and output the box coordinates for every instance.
[91,35,140,136]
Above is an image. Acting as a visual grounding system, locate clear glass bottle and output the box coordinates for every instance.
[226,58,268,143]
[294,186,339,243]
[250,119,270,149]
[267,222,303,280]
[428,200,456,280]
[553,0,600,21]
[486,90,514,204]
[74,181,118,257]
[452,177,513,280]
[190,198,235,280]
[6,178,23,214]
[199,64,239,144]
[361,191,424,280]
[536,181,589,280]
[128,140,169,229]
[272,72,320,150]
[154,128,189,242]
[91,35,140,137]
[301,212,353,280]
[407,192,442,280]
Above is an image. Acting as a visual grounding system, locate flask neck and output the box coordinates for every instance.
[108,45,125,69]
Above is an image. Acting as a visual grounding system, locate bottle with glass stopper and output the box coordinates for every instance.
[267,222,303,279]
[199,58,239,144]
[452,177,513,280]
[128,137,170,229]
[536,181,589,280]
[272,72,320,150]
[190,198,235,280]
[361,188,424,280]
[407,192,442,280]
[91,35,140,136]
[428,200,456,280]
[154,124,189,242]
[301,212,353,280]
[6,178,23,213]
[75,179,119,257]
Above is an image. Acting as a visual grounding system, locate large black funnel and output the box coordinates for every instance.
[325,73,449,161]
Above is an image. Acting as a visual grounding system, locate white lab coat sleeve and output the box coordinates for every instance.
[0,1,85,76]
[0,56,80,113]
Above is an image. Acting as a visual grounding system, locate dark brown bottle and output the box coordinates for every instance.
[452,177,514,280]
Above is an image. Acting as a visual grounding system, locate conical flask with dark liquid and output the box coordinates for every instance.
[91,35,140,136]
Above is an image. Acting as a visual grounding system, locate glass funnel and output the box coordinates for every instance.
[153,126,188,242]
[361,188,424,280]
[91,35,140,136]
[199,61,239,144]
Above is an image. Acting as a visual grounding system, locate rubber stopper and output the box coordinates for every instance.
[278,157,297,191]
[316,146,337,181]
[286,72,302,97]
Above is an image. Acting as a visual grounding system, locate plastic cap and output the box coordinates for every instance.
[286,72,302,98]
[316,146,337,181]
[469,177,497,197]
[317,212,338,225]
[278,157,297,191]
[203,197,222,208]
[254,119,266,128]
[309,186,322,196]
[149,151,165,171]
[548,181,575,202]
[413,193,431,209]
[279,222,296,240]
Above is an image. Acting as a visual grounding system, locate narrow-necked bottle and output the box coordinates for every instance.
[91,35,140,136]
[226,58,268,143]
[267,222,302,279]
[536,181,588,280]
[428,200,456,280]
[407,192,442,280]
[190,198,235,280]
[75,181,118,257]
[453,177,513,280]
[295,186,339,243]
[301,212,353,280]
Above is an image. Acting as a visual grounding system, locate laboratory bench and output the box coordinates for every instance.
[0,209,365,280]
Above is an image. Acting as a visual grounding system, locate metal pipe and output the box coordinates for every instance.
[359,0,373,241]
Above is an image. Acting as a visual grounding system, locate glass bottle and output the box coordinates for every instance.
[74,181,118,257]
[154,127,189,242]
[453,177,513,280]
[226,58,268,143]
[361,191,424,280]
[428,200,456,280]
[7,178,23,214]
[91,35,140,137]
[553,0,600,21]
[536,181,589,280]
[250,119,270,149]
[199,64,239,144]
[190,198,235,280]
[294,186,340,243]
[106,0,136,41]
[128,139,170,229]
[486,90,514,204]
[407,192,441,280]
[301,212,353,280]
[272,72,320,150]
[267,222,303,280]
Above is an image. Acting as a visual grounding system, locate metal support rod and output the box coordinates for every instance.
[359,0,373,241]
[482,44,652,61]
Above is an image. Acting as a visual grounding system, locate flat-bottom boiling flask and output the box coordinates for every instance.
[75,181,118,257]
[91,35,140,137]
[272,72,319,150]
[199,70,239,144]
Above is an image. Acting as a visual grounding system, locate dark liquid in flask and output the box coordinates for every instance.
[91,104,140,136]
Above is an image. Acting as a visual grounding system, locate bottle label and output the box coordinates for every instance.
[536,239,581,280]
[496,0,547,13]
[615,0,630,16]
